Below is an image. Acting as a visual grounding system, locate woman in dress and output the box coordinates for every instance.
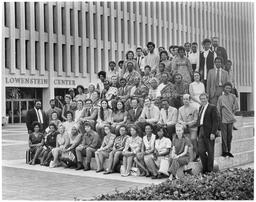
[144,125,172,179]
[74,85,87,102]
[62,111,75,136]
[28,122,44,165]
[189,71,205,110]
[122,50,140,76]
[63,125,83,168]
[51,124,70,167]
[134,123,156,177]
[96,99,113,138]
[160,50,172,74]
[122,125,142,177]
[168,123,190,180]
[178,94,198,162]
[111,100,127,133]
[41,123,59,166]
[104,125,129,174]
[172,46,193,84]
[95,124,116,172]
[61,94,73,121]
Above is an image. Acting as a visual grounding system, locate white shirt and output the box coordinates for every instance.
[155,137,172,153]
[215,67,222,86]
[35,107,44,124]
[74,108,84,122]
[156,83,166,97]
[188,51,200,71]
[143,134,156,152]
[200,103,209,125]
[203,50,210,80]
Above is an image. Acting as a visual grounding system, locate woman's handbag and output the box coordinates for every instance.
[130,166,140,176]
[61,151,75,162]
[158,157,170,176]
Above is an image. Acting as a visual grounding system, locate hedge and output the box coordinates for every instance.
[93,168,254,200]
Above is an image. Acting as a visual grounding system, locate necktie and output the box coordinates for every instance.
[216,69,220,86]
[37,109,42,123]
[199,106,204,125]
[165,109,168,118]
[147,108,151,119]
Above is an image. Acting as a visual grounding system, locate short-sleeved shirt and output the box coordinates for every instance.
[29,132,44,145]
[113,135,129,150]
[125,136,142,153]
[172,136,190,157]
[143,134,156,152]
[45,131,59,148]
[155,137,172,154]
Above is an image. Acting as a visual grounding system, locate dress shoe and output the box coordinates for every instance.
[221,152,228,157]
[233,126,238,130]
[75,162,83,170]
[228,152,234,158]
[96,169,104,173]
[151,175,158,179]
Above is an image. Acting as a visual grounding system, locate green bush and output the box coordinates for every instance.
[93,168,254,200]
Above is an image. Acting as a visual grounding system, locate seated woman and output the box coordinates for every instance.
[178,94,198,161]
[62,111,75,136]
[134,123,156,177]
[41,123,59,166]
[62,126,83,168]
[111,100,127,133]
[144,126,172,179]
[50,124,70,167]
[104,125,129,174]
[95,99,112,139]
[45,111,61,133]
[95,124,116,172]
[168,123,190,180]
[122,125,142,177]
[28,121,44,165]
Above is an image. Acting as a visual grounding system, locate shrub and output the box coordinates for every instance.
[93,168,254,200]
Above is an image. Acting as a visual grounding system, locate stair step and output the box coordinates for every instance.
[214,137,254,157]
[215,150,254,170]
[232,126,254,140]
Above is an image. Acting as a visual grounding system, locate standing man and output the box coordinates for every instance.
[188,42,200,72]
[217,82,239,158]
[207,57,229,105]
[211,36,228,67]
[198,93,218,174]
[199,38,214,87]
[26,100,48,134]
[184,42,191,58]
[135,46,145,72]
[46,99,62,122]
[143,42,160,73]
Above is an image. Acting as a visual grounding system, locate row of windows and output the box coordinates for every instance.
[5,2,237,44]
[4,37,127,75]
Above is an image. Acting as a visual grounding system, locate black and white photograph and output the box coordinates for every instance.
[1,1,254,200]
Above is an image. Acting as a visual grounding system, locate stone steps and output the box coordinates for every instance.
[215,150,254,170]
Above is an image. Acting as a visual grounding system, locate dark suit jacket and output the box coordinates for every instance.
[198,104,218,138]
[127,107,143,124]
[213,46,228,65]
[199,51,214,80]
[26,108,48,133]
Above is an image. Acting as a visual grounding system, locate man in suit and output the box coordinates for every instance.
[207,57,229,105]
[80,99,98,129]
[135,46,145,72]
[158,99,178,140]
[127,97,143,125]
[199,38,214,87]
[211,36,228,67]
[26,100,48,134]
[198,93,218,174]
[184,42,191,58]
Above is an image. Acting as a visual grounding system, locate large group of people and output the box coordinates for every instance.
[26,36,239,180]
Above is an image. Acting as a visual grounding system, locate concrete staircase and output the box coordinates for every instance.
[214,117,254,170]
[87,117,254,171]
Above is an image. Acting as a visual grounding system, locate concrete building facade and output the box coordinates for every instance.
[2,1,254,123]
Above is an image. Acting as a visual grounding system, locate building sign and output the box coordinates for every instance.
[54,79,76,86]
[5,76,48,87]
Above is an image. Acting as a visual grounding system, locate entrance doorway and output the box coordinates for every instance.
[6,87,42,123]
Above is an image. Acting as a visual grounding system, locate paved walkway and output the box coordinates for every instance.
[2,124,164,200]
